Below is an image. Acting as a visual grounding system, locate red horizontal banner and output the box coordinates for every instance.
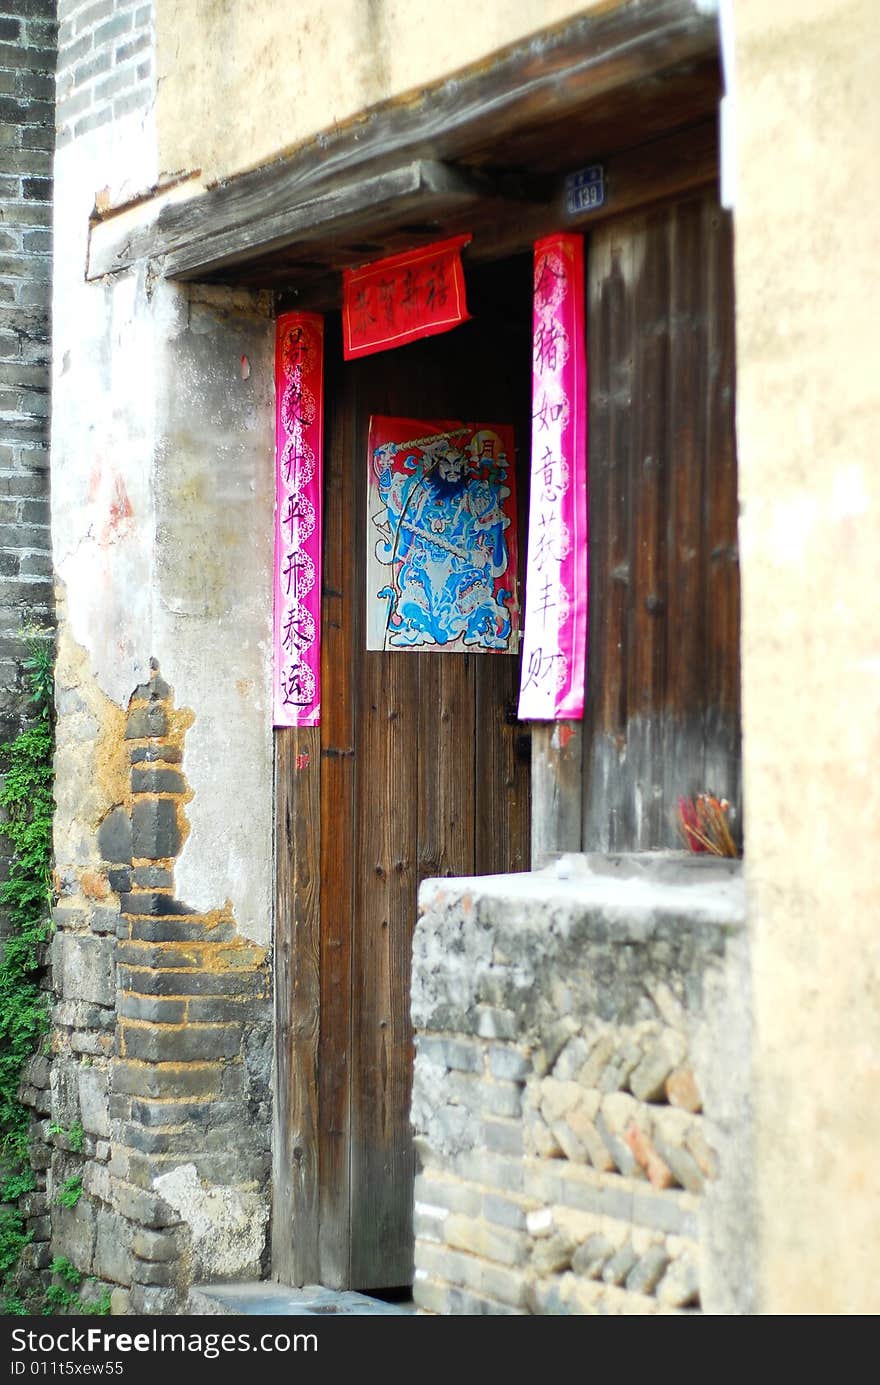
[342,234,472,360]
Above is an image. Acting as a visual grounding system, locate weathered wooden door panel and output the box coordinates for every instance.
[584,189,740,851]
[314,268,532,1290]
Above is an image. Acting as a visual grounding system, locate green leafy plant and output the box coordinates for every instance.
[48,1121,85,1154]
[0,635,55,1312]
[55,1177,83,1210]
[44,1259,111,1317]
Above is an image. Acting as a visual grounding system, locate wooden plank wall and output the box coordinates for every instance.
[583,188,741,851]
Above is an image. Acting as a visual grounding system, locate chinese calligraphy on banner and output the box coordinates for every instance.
[273,312,324,727]
[517,234,588,720]
[366,416,519,653]
[343,235,471,360]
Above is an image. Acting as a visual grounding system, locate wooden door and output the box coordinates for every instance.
[275,257,532,1292]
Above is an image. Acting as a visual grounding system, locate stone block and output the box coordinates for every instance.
[482,1117,523,1158]
[112,1061,222,1100]
[77,1064,110,1137]
[631,1189,697,1239]
[445,1213,527,1267]
[121,1023,241,1063]
[483,1192,531,1231]
[552,1036,590,1081]
[110,1288,131,1316]
[97,807,132,866]
[416,1034,483,1074]
[626,1245,669,1296]
[131,797,180,860]
[475,1005,518,1040]
[487,1046,529,1081]
[602,1241,638,1286]
[599,1037,643,1094]
[572,1233,614,1280]
[564,1101,615,1173]
[94,1208,133,1285]
[114,1184,180,1230]
[129,1284,181,1316]
[531,1231,575,1276]
[119,993,187,1024]
[125,705,168,740]
[131,767,187,795]
[656,1253,699,1308]
[131,1227,181,1263]
[665,1064,702,1112]
[629,1030,688,1102]
[414,1174,482,1218]
[53,933,115,1007]
[90,907,119,935]
[131,865,174,888]
[130,744,181,763]
[539,1077,582,1124]
[597,1094,642,1178]
[624,1119,675,1190]
[413,1274,451,1315]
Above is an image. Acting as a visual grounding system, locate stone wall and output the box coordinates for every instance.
[0,0,55,929]
[411,856,752,1315]
[21,662,272,1312]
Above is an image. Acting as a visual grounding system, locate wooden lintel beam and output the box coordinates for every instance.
[88,0,718,284]
[274,119,718,311]
[88,160,502,282]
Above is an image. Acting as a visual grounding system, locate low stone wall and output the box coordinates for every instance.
[411,855,752,1315]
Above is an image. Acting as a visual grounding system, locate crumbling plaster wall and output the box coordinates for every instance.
[155,0,618,185]
[733,0,880,1314]
[40,2,278,1313]
[52,110,276,948]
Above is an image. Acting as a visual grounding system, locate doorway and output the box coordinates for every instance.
[274,255,533,1290]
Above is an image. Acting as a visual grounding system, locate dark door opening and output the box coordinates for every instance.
[296,253,534,1291]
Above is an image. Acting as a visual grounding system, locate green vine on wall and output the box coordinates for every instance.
[0,637,55,1313]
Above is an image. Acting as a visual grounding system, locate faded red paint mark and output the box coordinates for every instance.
[558,723,574,749]
[109,475,133,527]
[295,751,310,771]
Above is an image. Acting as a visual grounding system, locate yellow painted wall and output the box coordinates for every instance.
[155,0,615,184]
[734,0,880,1313]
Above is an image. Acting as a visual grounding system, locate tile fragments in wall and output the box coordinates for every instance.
[411,874,745,1315]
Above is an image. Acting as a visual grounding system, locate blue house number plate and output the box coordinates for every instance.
[565,164,605,216]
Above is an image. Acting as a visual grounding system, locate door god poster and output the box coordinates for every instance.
[366,417,519,653]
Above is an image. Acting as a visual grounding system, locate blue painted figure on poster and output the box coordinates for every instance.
[370,428,516,650]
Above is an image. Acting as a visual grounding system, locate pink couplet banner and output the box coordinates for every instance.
[517,233,588,721]
[273,312,324,727]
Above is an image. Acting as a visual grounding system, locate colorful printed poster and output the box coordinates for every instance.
[273,312,324,727]
[517,234,588,720]
[366,416,519,653]
[343,235,471,360]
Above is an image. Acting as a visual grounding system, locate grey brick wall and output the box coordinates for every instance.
[56,0,153,147]
[0,0,56,917]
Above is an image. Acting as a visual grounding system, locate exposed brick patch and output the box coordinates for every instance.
[28,662,273,1314]
[56,0,154,148]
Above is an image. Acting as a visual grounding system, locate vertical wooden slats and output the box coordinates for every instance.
[351,646,419,1288]
[317,322,355,1288]
[272,724,321,1287]
[582,186,741,850]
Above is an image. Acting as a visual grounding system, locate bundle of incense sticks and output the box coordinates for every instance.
[677,793,738,857]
